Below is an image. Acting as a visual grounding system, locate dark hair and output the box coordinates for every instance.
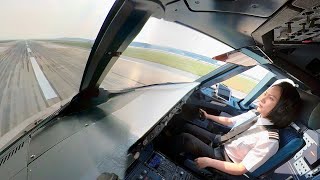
[266,82,301,128]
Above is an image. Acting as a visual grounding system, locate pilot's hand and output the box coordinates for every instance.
[199,109,208,120]
[195,157,211,169]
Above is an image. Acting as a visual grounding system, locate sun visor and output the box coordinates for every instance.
[213,46,272,66]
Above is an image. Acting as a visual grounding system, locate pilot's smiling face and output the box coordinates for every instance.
[257,86,282,118]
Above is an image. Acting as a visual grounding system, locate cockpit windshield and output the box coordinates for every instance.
[0,0,115,137]
[0,1,274,139]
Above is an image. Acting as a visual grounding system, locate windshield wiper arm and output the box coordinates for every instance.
[108,82,189,94]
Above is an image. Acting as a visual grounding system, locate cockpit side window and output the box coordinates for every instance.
[101,17,233,91]
[220,65,270,100]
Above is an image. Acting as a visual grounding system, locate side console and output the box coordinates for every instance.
[274,129,320,179]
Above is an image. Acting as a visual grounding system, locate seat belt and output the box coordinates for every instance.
[217,110,260,144]
[217,109,279,145]
[221,125,279,145]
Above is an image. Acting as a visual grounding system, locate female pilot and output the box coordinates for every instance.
[169,82,301,175]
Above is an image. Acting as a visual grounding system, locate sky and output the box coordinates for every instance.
[134,18,234,58]
[0,0,114,40]
[0,0,232,57]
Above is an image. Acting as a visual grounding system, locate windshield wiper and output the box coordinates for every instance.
[108,82,190,94]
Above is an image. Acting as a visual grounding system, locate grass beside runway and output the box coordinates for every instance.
[123,47,218,76]
[222,77,257,95]
[0,40,14,43]
[43,40,93,49]
[123,47,257,94]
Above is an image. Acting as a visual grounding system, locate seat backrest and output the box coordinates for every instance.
[249,127,305,178]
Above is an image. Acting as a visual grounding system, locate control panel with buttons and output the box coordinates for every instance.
[274,129,320,179]
[126,162,164,180]
[126,152,200,180]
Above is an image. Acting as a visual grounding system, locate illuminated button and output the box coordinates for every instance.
[180,171,184,175]
[138,175,143,180]
[142,170,148,174]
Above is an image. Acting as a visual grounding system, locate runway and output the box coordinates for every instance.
[0,40,198,136]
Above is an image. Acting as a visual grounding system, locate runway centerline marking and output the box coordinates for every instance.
[27,48,31,53]
[30,57,57,100]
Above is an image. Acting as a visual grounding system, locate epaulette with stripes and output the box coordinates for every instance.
[268,129,279,140]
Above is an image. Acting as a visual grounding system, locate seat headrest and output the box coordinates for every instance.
[308,103,320,130]
[297,90,320,129]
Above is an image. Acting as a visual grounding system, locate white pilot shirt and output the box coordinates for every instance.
[224,110,279,172]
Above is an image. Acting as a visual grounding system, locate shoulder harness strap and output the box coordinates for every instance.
[222,125,279,145]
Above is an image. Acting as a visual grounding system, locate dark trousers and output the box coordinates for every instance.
[170,123,225,161]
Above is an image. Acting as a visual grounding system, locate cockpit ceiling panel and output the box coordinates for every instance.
[185,0,289,17]
[163,1,266,48]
